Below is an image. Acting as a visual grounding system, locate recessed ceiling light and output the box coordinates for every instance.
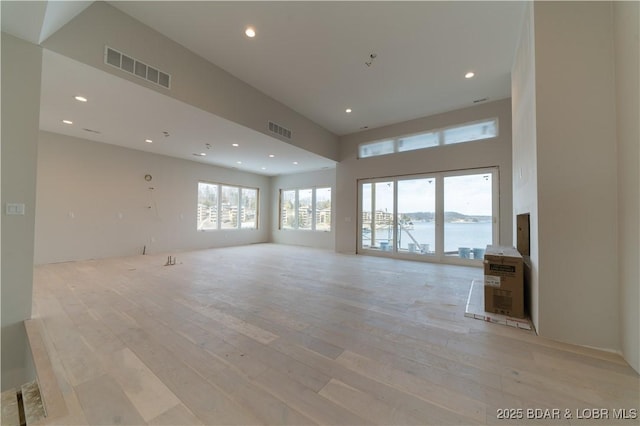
[200,153,207,156]
[145,139,153,143]
[293,161,298,165]
[465,71,475,79]
[261,167,266,170]
[232,143,239,147]
[74,95,88,102]
[237,161,242,164]
[268,154,275,158]
[245,27,256,38]
[345,108,352,113]
[62,119,73,125]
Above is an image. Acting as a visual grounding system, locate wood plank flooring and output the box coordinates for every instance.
[31,244,639,425]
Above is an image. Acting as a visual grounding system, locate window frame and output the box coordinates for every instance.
[358,117,499,159]
[357,167,499,265]
[197,181,259,231]
[279,187,332,232]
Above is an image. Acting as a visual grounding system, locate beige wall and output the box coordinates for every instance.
[534,1,619,351]
[35,131,271,264]
[512,2,622,353]
[511,3,540,330]
[1,34,41,390]
[41,2,339,161]
[270,169,336,250]
[336,99,513,256]
[614,1,639,372]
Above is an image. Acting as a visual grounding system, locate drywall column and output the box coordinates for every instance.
[1,34,42,390]
[511,2,539,330]
[533,2,619,351]
[614,1,639,373]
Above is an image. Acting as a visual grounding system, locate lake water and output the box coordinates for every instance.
[364,221,493,257]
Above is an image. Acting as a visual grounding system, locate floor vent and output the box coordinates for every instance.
[268,121,292,140]
[104,46,171,89]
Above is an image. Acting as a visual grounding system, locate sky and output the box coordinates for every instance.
[362,173,493,216]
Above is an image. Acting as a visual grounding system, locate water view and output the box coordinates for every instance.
[362,214,492,259]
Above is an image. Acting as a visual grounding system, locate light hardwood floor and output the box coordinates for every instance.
[31,244,639,425]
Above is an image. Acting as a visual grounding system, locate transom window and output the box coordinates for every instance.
[280,187,332,231]
[359,118,498,159]
[197,182,258,230]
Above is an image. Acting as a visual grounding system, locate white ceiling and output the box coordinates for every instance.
[0,0,91,44]
[4,1,526,176]
[111,1,526,135]
[40,50,336,176]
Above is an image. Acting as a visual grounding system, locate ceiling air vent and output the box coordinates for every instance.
[104,46,171,89]
[268,121,292,139]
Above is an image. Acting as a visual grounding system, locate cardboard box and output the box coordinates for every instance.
[484,245,524,318]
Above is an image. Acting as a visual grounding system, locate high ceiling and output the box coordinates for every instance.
[2,1,526,176]
[39,50,337,176]
[112,1,526,135]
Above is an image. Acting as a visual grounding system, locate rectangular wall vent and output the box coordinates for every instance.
[104,46,171,89]
[268,121,292,139]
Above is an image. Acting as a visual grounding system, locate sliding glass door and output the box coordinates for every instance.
[361,181,394,251]
[443,172,494,260]
[358,168,498,264]
[396,178,436,256]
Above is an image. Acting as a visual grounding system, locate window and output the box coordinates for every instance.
[397,178,435,255]
[197,183,218,230]
[358,168,498,264]
[398,132,439,152]
[358,118,498,159]
[442,120,497,145]
[241,188,258,229]
[197,182,258,230]
[279,187,332,231]
[359,140,395,158]
[361,182,394,250]
[298,189,313,230]
[315,187,332,231]
[221,186,239,229]
[443,173,493,257]
[281,190,296,229]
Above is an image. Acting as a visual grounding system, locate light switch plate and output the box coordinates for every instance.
[6,203,25,215]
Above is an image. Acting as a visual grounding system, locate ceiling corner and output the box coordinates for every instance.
[39,0,94,44]
[0,0,93,45]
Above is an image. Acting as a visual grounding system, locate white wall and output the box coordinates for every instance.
[614,1,639,373]
[336,99,513,256]
[520,2,620,352]
[1,34,41,390]
[270,169,336,250]
[35,131,270,264]
[41,2,339,161]
[511,3,540,330]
